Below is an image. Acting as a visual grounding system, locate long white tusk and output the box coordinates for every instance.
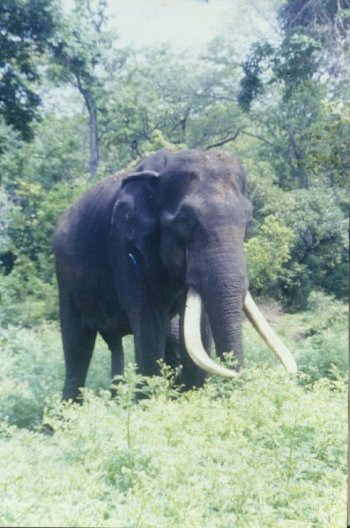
[184,287,238,378]
[243,291,297,374]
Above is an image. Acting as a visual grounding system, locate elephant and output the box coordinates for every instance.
[54,148,296,401]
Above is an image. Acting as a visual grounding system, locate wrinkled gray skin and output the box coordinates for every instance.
[54,149,252,401]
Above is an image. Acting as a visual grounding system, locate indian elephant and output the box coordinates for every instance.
[54,148,296,401]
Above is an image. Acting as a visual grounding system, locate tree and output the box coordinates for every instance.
[101,44,246,166]
[0,0,58,140]
[239,0,350,104]
[0,111,89,275]
[234,0,349,305]
[48,0,124,179]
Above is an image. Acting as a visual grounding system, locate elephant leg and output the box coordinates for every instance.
[100,331,124,396]
[179,308,212,389]
[111,339,124,379]
[164,315,181,370]
[59,290,97,402]
[131,308,168,377]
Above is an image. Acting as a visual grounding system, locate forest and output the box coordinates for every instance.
[0,0,349,526]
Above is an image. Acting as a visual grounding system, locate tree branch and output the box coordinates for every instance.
[205,129,243,150]
[240,129,275,146]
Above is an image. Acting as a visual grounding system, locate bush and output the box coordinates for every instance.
[0,365,346,527]
[0,325,63,428]
[246,291,348,385]
[0,258,58,326]
[295,291,348,383]
[245,214,294,292]
[0,323,136,428]
[0,295,346,525]
[278,187,349,308]
[245,159,349,308]
[0,179,88,326]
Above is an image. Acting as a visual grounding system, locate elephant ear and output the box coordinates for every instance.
[111,171,161,274]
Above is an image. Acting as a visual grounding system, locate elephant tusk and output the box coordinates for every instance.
[243,291,297,374]
[184,287,238,378]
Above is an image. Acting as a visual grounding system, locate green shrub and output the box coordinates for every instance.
[294,291,348,383]
[245,214,294,292]
[0,294,347,526]
[0,324,136,428]
[0,258,58,326]
[278,187,349,308]
[0,325,63,428]
[0,179,89,326]
[0,366,346,527]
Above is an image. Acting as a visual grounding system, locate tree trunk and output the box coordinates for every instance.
[87,95,100,180]
[76,75,100,180]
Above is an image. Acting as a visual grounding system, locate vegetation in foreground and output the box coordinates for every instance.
[0,293,347,527]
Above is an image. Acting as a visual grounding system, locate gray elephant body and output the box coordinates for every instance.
[54,149,252,400]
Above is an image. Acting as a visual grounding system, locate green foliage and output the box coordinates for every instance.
[239,0,350,106]
[278,187,349,306]
[46,0,126,179]
[279,0,350,41]
[238,42,274,112]
[0,0,59,139]
[0,293,346,525]
[242,292,348,387]
[0,355,346,526]
[47,0,115,87]
[240,89,348,306]
[0,323,126,428]
[307,100,350,190]
[101,45,246,166]
[252,82,350,194]
[0,324,63,427]
[235,0,349,308]
[0,175,88,324]
[290,291,348,383]
[245,215,294,291]
[257,82,325,190]
[0,257,57,325]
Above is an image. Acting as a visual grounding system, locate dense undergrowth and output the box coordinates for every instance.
[0,292,347,527]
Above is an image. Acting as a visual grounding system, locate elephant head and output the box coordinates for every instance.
[158,150,250,372]
[112,149,297,379]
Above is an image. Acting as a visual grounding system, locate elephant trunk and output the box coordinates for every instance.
[184,245,297,377]
[184,245,246,377]
[203,265,245,369]
[184,287,238,378]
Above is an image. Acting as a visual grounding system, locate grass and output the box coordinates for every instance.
[0,292,347,527]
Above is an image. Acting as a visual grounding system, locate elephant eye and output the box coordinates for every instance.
[173,212,195,239]
[161,207,196,240]
[176,214,189,228]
